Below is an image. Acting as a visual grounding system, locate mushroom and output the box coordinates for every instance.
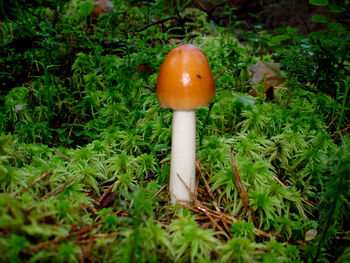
[156,44,215,204]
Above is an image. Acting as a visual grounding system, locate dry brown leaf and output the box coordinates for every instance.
[305,229,318,241]
[248,61,284,98]
[89,0,114,19]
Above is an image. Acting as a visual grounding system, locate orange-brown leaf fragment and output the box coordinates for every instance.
[248,61,284,97]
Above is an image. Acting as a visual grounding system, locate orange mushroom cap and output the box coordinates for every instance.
[156,44,215,110]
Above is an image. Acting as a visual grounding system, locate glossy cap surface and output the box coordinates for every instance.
[156,44,215,110]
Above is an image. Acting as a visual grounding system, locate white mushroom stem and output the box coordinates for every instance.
[169,110,196,204]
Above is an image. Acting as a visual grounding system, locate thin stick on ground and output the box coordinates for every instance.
[196,160,231,233]
[197,206,227,239]
[24,223,101,254]
[98,183,115,204]
[197,160,227,204]
[179,202,273,239]
[326,113,339,130]
[152,184,167,199]
[182,202,230,239]
[22,170,53,194]
[273,175,317,208]
[273,175,286,187]
[196,161,220,212]
[178,161,282,239]
[41,179,74,199]
[52,146,72,161]
[231,146,258,227]
[176,173,195,202]
[24,209,123,255]
[302,199,317,207]
[176,172,230,236]
[231,147,248,211]
[65,117,77,148]
[331,126,350,138]
[90,232,119,239]
[195,203,233,222]
[214,67,229,80]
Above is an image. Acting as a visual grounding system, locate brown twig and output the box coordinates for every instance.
[269,231,284,239]
[231,149,248,211]
[195,215,212,220]
[176,173,194,201]
[152,185,167,199]
[326,113,339,130]
[196,206,227,239]
[180,203,206,215]
[273,175,286,187]
[97,183,115,204]
[22,170,53,194]
[302,199,317,208]
[24,223,101,254]
[273,175,317,208]
[140,84,156,93]
[41,180,74,199]
[200,201,219,208]
[193,0,207,11]
[231,146,258,227]
[214,67,229,80]
[196,161,220,212]
[180,202,273,240]
[331,126,350,138]
[255,228,271,239]
[336,231,350,240]
[65,117,77,148]
[196,160,227,204]
[177,161,279,240]
[132,16,180,35]
[196,161,231,234]
[52,146,72,161]
[182,202,230,225]
[195,203,233,222]
[177,182,230,236]
[91,232,119,239]
[154,219,169,228]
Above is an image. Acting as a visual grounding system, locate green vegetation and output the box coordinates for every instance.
[0,0,349,262]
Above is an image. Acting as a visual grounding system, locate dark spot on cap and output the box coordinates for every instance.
[196,74,202,79]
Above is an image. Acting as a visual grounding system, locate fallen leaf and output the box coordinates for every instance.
[89,0,114,19]
[305,229,318,241]
[135,63,155,74]
[248,61,284,99]
[15,104,23,111]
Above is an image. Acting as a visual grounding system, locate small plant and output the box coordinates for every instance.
[169,212,220,262]
[218,237,264,263]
